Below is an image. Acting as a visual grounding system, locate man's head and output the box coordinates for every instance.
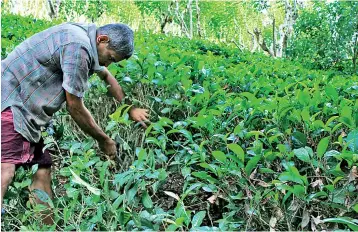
[96,23,134,67]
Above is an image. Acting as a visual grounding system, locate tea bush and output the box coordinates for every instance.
[2,14,358,231]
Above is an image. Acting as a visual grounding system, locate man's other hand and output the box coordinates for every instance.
[129,108,150,128]
[98,138,117,160]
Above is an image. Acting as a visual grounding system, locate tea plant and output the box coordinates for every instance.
[1,14,358,231]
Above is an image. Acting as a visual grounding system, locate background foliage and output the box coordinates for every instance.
[288,1,358,72]
[2,0,358,73]
[1,0,358,231]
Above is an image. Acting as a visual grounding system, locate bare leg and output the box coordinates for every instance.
[29,167,54,225]
[1,163,16,208]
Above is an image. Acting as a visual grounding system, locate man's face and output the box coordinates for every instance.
[96,35,124,67]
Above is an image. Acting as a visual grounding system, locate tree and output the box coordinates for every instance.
[135,1,175,34]
[248,0,299,58]
[58,0,109,22]
[195,0,202,38]
[47,0,61,19]
[288,1,358,72]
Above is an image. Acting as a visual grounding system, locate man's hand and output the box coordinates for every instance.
[98,138,117,160]
[65,91,117,160]
[129,108,150,128]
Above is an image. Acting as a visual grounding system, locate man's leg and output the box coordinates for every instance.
[29,167,54,225]
[1,163,16,208]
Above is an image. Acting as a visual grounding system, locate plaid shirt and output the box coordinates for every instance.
[1,22,104,143]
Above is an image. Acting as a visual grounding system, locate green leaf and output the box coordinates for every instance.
[137,148,147,161]
[99,161,110,185]
[279,166,305,185]
[353,204,358,213]
[109,190,119,200]
[166,224,179,231]
[191,211,206,228]
[346,129,358,152]
[317,137,330,158]
[161,108,171,114]
[142,191,153,208]
[298,89,311,105]
[199,163,217,175]
[181,166,191,178]
[70,169,100,196]
[192,172,218,184]
[184,183,203,197]
[325,85,338,101]
[175,217,185,226]
[32,189,54,208]
[291,131,307,148]
[293,147,311,162]
[325,116,339,126]
[158,169,168,181]
[307,191,328,201]
[301,108,310,122]
[31,164,39,175]
[245,155,261,176]
[234,124,242,134]
[110,104,131,122]
[340,106,354,128]
[292,185,305,198]
[127,184,138,203]
[19,178,32,188]
[228,143,245,163]
[212,150,227,163]
[340,116,354,128]
[112,194,125,210]
[322,217,358,231]
[279,172,301,184]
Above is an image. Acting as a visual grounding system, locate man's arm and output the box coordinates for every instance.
[97,68,150,127]
[65,90,116,159]
[97,68,126,102]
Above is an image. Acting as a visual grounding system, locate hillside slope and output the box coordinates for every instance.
[2,14,358,231]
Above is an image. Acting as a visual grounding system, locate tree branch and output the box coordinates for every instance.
[175,0,190,38]
[253,28,274,57]
[232,40,243,52]
[195,0,202,37]
[160,1,174,33]
[273,17,276,57]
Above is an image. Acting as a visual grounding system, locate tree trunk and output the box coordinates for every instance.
[247,30,258,52]
[232,19,244,51]
[195,0,202,37]
[187,0,193,39]
[353,32,358,73]
[277,0,298,57]
[253,28,274,57]
[160,15,169,33]
[175,0,190,38]
[160,1,174,33]
[47,0,61,19]
[272,17,276,57]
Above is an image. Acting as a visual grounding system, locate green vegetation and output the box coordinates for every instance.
[1,7,358,232]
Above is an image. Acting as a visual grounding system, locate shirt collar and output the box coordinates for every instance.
[87,24,104,72]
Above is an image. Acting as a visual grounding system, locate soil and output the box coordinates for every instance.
[153,171,227,227]
[50,150,68,197]
[153,172,185,211]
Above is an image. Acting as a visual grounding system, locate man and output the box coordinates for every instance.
[1,22,149,224]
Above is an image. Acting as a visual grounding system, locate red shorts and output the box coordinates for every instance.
[1,108,52,167]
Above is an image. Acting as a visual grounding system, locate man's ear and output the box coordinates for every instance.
[96,35,110,44]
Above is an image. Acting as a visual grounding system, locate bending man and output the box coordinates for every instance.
[1,22,149,224]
